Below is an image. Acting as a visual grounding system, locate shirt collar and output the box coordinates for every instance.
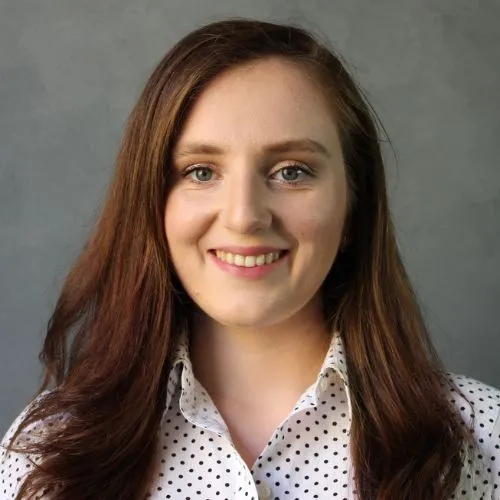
[164,325,352,439]
[169,325,349,389]
[165,324,352,426]
[317,330,349,386]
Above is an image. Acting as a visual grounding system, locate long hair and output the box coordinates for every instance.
[6,18,473,499]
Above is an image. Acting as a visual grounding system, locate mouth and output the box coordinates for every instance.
[209,249,289,268]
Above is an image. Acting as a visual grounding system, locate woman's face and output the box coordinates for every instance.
[165,57,348,329]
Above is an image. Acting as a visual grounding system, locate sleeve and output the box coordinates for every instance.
[1,407,39,498]
[446,373,500,498]
[1,391,52,499]
[460,376,500,499]
[488,409,500,499]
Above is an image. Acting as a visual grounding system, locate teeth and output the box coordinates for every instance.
[244,256,255,267]
[215,250,283,267]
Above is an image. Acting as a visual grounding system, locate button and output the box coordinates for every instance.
[319,377,329,393]
[256,483,272,500]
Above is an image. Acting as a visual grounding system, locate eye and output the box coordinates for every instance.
[278,166,302,182]
[182,165,215,183]
[272,163,314,185]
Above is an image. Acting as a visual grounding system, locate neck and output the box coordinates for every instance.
[189,296,332,407]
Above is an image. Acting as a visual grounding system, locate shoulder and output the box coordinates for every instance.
[1,390,55,498]
[2,390,56,444]
[445,373,500,494]
[444,373,500,430]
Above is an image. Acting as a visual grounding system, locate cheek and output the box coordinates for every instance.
[290,193,345,250]
[297,215,343,264]
[164,192,206,247]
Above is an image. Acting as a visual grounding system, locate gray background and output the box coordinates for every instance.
[1,0,499,435]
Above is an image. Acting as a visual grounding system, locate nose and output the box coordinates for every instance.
[221,166,272,234]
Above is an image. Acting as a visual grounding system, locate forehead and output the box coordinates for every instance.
[175,57,341,151]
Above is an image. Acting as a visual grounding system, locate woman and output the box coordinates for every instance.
[1,18,499,500]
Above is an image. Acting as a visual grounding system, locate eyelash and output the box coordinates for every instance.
[180,163,315,187]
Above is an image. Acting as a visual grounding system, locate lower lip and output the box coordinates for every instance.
[208,251,289,279]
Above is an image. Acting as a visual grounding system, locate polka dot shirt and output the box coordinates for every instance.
[2,330,500,499]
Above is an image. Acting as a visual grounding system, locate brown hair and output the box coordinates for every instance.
[5,18,474,499]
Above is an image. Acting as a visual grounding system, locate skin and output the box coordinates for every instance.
[165,57,348,467]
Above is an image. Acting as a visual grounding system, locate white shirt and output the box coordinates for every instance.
[2,329,500,499]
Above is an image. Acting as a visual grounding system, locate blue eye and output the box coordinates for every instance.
[183,166,214,183]
[277,166,303,182]
[273,164,313,185]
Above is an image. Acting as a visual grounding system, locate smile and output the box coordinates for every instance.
[213,250,286,267]
[208,249,289,279]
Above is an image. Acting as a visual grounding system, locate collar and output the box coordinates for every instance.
[165,324,351,416]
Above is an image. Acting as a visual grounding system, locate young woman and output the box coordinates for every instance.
[1,18,499,500]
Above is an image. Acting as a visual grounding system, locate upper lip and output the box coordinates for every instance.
[210,246,288,256]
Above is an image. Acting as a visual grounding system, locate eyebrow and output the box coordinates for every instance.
[174,138,331,159]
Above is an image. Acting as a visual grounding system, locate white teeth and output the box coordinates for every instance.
[234,254,245,266]
[256,254,266,266]
[244,256,256,267]
[214,250,283,267]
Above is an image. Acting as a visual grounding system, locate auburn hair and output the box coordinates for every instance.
[5,18,473,499]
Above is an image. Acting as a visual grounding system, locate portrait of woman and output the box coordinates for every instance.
[1,18,499,500]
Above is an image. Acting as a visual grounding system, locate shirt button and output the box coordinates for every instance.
[256,483,272,500]
[319,377,329,393]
